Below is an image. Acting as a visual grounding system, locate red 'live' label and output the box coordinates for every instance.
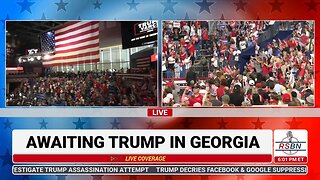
[147,108,173,117]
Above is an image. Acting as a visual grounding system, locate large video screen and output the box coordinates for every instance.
[121,21,158,49]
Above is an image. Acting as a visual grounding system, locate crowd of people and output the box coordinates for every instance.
[7,70,157,106]
[162,20,315,107]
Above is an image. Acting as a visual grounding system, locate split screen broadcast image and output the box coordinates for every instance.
[5,20,315,108]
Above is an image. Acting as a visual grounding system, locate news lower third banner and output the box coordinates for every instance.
[1,116,315,178]
[12,130,273,163]
[9,128,309,175]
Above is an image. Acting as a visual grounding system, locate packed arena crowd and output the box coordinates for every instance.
[7,70,157,106]
[162,21,314,107]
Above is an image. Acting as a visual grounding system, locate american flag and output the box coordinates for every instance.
[41,21,100,66]
[40,31,55,52]
[136,57,151,68]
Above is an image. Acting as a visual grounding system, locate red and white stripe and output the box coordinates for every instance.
[43,21,100,67]
[136,57,150,68]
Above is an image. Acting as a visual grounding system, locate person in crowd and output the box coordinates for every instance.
[291,91,302,106]
[186,66,197,86]
[210,90,222,106]
[221,95,231,107]
[188,85,203,106]
[229,84,244,106]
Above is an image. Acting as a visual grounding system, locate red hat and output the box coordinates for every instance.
[256,83,262,88]
[282,93,291,103]
[269,99,278,104]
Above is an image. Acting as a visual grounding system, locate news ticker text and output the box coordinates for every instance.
[12,165,307,175]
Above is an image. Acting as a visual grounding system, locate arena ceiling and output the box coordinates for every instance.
[6,21,122,48]
[6,21,67,43]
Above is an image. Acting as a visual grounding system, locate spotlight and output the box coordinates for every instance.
[43,54,51,60]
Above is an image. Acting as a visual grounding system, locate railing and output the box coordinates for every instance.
[6,73,39,79]
[116,73,151,80]
[163,64,210,79]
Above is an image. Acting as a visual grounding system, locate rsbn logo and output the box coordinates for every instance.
[276,131,306,155]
